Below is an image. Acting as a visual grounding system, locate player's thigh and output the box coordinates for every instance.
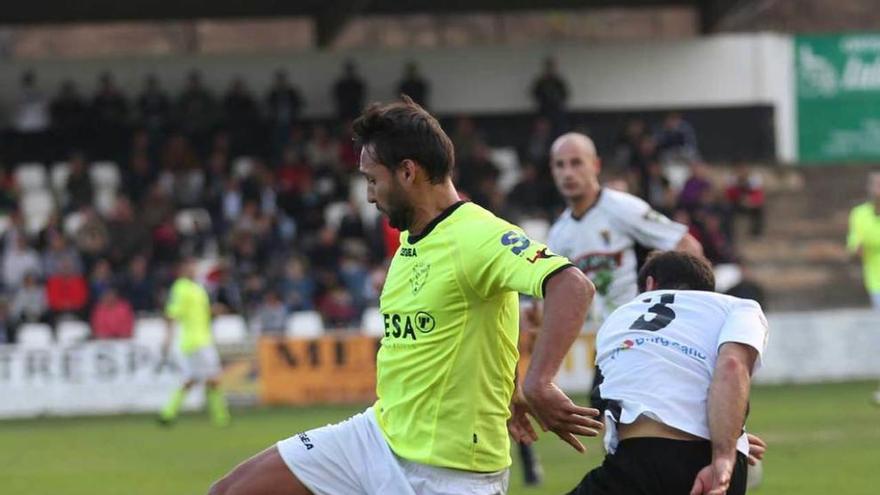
[209,445,312,495]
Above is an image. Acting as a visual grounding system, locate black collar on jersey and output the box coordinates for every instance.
[407,200,466,244]
[570,188,604,221]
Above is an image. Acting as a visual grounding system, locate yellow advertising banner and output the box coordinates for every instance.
[259,335,379,405]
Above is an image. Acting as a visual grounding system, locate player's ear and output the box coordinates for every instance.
[399,159,418,185]
[645,275,658,292]
[594,157,602,174]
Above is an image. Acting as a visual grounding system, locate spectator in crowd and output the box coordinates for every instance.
[73,207,110,263]
[136,74,171,136]
[525,117,554,169]
[11,70,51,161]
[160,131,200,173]
[213,263,244,315]
[223,77,261,155]
[176,70,217,153]
[0,169,16,214]
[254,289,288,336]
[507,161,550,221]
[43,230,83,276]
[643,161,676,215]
[91,72,130,159]
[678,160,714,213]
[726,163,765,237]
[0,298,11,344]
[124,146,158,206]
[65,152,94,213]
[317,279,358,329]
[655,112,699,163]
[90,287,134,339]
[696,211,735,265]
[612,119,648,171]
[50,80,88,155]
[89,258,115,303]
[46,255,89,322]
[333,60,366,122]
[11,272,48,326]
[450,116,484,167]
[307,124,340,169]
[339,252,370,314]
[266,69,304,158]
[397,61,429,108]
[277,257,316,312]
[121,255,156,313]
[3,235,42,290]
[530,57,569,128]
[106,196,151,266]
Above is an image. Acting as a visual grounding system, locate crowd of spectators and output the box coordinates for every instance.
[0,60,764,343]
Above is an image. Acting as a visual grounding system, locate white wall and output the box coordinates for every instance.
[0,33,795,161]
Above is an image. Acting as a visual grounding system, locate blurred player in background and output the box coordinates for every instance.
[545,132,702,409]
[565,251,768,495]
[159,256,230,427]
[515,131,702,481]
[208,97,602,495]
[846,171,880,404]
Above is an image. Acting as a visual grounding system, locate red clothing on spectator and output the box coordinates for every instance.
[381,217,400,260]
[91,299,135,339]
[46,275,89,312]
[277,163,313,194]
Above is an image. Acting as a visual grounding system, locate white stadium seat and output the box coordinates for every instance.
[57,320,91,345]
[14,163,47,192]
[21,189,55,234]
[94,189,118,216]
[175,208,213,235]
[233,156,255,178]
[90,161,121,190]
[285,311,324,339]
[360,307,385,338]
[50,162,71,193]
[213,314,249,345]
[17,323,54,348]
[133,317,167,345]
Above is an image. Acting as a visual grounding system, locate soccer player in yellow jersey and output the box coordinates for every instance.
[847,171,880,404]
[159,257,230,427]
[209,97,601,495]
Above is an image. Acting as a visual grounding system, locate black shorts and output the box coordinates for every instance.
[566,437,748,495]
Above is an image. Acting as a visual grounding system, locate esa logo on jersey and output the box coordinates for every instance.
[383,311,436,340]
[643,209,671,224]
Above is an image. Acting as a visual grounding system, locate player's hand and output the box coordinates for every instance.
[508,390,539,444]
[522,380,603,453]
[746,433,766,466]
[689,455,735,495]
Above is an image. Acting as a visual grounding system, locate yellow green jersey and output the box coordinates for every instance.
[165,277,213,354]
[374,201,572,472]
[848,202,880,292]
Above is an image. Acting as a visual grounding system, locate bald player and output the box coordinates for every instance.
[545,132,702,408]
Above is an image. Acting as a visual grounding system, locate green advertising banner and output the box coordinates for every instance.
[797,34,880,164]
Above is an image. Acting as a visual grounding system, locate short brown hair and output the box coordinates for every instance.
[352,95,454,184]
[637,251,715,292]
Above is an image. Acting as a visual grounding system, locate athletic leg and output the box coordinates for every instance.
[159,379,196,424]
[209,446,313,495]
[206,378,231,426]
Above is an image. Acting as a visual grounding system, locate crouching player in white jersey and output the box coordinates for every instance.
[566,251,768,495]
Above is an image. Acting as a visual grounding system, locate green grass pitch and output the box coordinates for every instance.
[1,381,877,494]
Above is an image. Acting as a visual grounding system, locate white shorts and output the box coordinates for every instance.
[276,408,509,495]
[180,346,222,381]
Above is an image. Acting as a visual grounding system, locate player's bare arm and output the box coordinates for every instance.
[690,342,758,495]
[676,232,704,258]
[522,267,603,453]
